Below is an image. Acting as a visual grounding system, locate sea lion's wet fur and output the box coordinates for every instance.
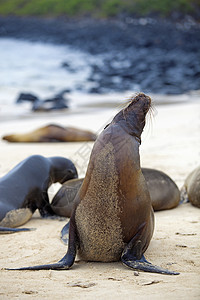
[2,124,97,142]
[0,155,78,231]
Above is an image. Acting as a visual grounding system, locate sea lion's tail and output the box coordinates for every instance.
[122,254,179,275]
[0,227,35,234]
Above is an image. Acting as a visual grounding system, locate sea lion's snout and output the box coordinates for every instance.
[128,93,151,113]
[60,168,78,184]
[135,93,151,114]
[2,135,16,142]
[68,168,78,180]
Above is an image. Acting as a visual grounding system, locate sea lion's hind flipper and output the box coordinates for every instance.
[121,240,179,275]
[60,221,70,244]
[7,253,74,271]
[0,226,35,234]
[122,254,179,275]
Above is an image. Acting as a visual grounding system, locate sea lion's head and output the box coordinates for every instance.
[2,134,18,142]
[110,93,152,141]
[126,92,151,116]
[49,157,78,184]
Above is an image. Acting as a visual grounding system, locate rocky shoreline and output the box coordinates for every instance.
[0,16,199,95]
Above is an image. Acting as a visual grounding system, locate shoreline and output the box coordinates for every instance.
[1,91,200,123]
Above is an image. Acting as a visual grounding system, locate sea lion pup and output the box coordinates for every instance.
[0,155,78,233]
[2,124,97,142]
[181,166,200,208]
[8,93,179,275]
[51,169,180,218]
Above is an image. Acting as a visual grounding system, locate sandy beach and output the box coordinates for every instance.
[0,93,200,299]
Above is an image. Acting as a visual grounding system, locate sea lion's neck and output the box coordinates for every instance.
[49,158,62,185]
[112,109,146,143]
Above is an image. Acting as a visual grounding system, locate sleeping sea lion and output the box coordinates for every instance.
[2,124,96,142]
[50,169,180,218]
[51,178,84,218]
[181,166,200,208]
[0,155,78,233]
[142,168,180,211]
[8,93,179,275]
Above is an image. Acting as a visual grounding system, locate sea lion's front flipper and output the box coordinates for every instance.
[60,221,70,244]
[0,226,35,234]
[121,240,179,275]
[0,208,33,233]
[7,215,78,271]
[7,252,75,270]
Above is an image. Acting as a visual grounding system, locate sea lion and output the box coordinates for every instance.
[142,168,180,211]
[16,90,69,111]
[0,155,78,232]
[8,93,179,275]
[2,124,97,142]
[51,169,180,218]
[181,166,200,208]
[51,178,84,218]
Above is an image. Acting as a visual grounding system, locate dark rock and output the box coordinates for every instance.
[1,16,199,95]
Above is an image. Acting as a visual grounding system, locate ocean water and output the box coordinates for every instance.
[0,37,107,117]
[1,37,197,122]
[0,37,136,122]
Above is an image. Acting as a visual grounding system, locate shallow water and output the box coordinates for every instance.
[0,37,107,115]
[0,37,199,122]
[0,37,136,121]
[0,37,95,101]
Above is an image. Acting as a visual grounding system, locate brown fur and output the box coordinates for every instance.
[2,124,97,142]
[51,168,180,218]
[72,93,154,262]
[183,166,200,208]
[75,143,125,261]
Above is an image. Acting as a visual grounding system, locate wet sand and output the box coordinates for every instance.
[0,94,200,299]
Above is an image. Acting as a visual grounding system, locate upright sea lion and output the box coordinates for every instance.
[8,93,179,275]
[51,169,180,218]
[181,166,200,208]
[0,155,78,232]
[2,124,97,142]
